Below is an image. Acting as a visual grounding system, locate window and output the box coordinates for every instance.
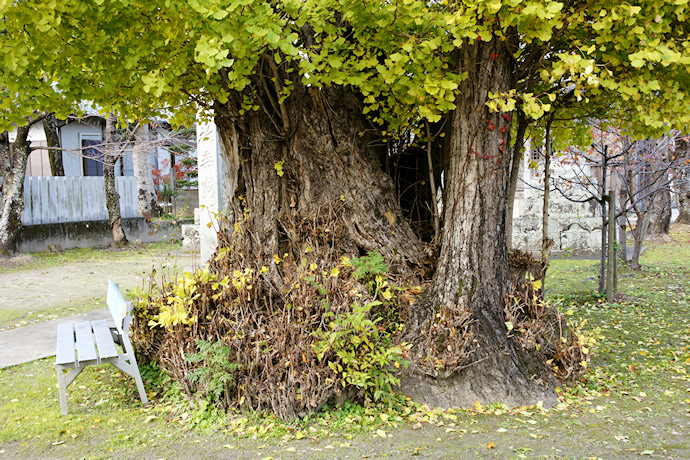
[82,139,104,176]
[530,146,542,161]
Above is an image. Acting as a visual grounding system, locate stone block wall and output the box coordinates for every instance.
[512,194,603,257]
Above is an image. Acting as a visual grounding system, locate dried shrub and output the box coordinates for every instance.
[130,211,413,421]
[505,249,592,385]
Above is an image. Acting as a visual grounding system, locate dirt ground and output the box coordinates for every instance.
[0,246,198,329]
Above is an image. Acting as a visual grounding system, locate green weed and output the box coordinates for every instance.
[313,300,409,404]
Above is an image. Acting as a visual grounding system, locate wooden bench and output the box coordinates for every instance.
[56,281,148,415]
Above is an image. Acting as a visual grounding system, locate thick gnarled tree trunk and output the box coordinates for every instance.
[213,61,425,272]
[0,116,45,256]
[400,38,557,408]
[167,60,429,420]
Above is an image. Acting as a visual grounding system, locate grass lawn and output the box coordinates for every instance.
[1,226,688,459]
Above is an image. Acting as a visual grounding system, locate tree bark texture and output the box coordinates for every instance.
[648,187,671,235]
[675,137,690,224]
[400,38,558,408]
[103,114,128,247]
[541,115,554,261]
[0,127,31,256]
[630,214,649,270]
[213,59,425,272]
[44,113,64,176]
[506,108,528,250]
[132,123,160,220]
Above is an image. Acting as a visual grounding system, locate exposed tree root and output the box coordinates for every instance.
[506,249,590,385]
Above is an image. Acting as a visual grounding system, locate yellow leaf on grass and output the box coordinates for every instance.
[474,401,484,413]
[486,442,495,449]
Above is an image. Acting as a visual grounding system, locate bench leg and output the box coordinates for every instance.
[116,335,148,404]
[112,359,149,404]
[56,365,84,415]
[133,366,148,405]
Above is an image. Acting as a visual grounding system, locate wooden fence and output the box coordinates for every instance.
[19,176,140,226]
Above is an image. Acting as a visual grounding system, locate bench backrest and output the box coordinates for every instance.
[107,281,132,335]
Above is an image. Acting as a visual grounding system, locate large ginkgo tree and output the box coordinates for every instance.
[1,0,688,411]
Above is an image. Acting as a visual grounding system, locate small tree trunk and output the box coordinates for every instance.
[103,113,127,247]
[132,123,160,220]
[648,187,672,235]
[44,113,64,176]
[425,122,441,245]
[618,187,629,260]
[0,127,31,256]
[606,192,615,300]
[674,137,690,224]
[630,213,648,270]
[541,114,554,262]
[676,190,690,225]
[400,38,557,409]
[506,108,528,250]
[598,147,609,292]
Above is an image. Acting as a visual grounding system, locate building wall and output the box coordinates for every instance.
[512,146,604,257]
[60,120,102,176]
[59,120,133,177]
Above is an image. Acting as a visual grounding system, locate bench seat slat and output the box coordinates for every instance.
[92,320,119,360]
[56,322,76,365]
[57,281,148,415]
[74,321,98,364]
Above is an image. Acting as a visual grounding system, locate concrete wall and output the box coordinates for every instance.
[173,189,199,218]
[16,218,190,253]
